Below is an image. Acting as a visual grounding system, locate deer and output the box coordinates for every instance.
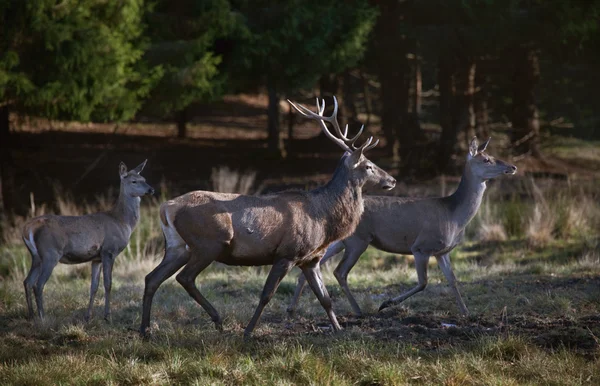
[22,160,154,321]
[139,97,396,339]
[287,137,517,317]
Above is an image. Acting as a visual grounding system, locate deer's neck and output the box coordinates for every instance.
[447,164,486,228]
[312,161,363,243]
[111,185,141,230]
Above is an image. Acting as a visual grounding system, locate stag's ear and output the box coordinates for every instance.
[345,148,364,169]
[132,159,147,175]
[478,137,491,153]
[468,137,479,158]
[119,162,128,178]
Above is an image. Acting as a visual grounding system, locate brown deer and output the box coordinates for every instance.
[22,160,154,320]
[140,97,396,338]
[287,137,517,317]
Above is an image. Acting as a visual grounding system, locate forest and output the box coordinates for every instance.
[1,1,599,384]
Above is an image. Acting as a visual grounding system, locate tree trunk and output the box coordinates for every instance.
[512,47,541,157]
[176,108,187,138]
[463,60,477,141]
[437,56,458,171]
[475,63,490,139]
[287,103,295,153]
[0,104,16,235]
[342,70,359,128]
[267,82,285,158]
[373,1,410,162]
[413,52,422,117]
[360,70,373,126]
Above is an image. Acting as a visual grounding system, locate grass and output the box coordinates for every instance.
[0,174,599,385]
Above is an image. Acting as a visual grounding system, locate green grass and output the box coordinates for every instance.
[1,180,600,385]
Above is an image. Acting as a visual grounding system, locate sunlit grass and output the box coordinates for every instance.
[0,177,599,384]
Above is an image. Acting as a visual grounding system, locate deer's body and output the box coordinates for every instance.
[164,175,361,266]
[140,97,395,338]
[22,161,154,320]
[288,137,517,317]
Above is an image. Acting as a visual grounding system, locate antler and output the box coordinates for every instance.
[287,96,379,154]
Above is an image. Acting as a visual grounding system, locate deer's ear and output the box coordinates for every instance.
[132,159,147,175]
[478,137,491,153]
[468,137,479,158]
[119,162,128,178]
[345,148,363,169]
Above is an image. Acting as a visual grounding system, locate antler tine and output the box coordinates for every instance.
[287,98,352,153]
[364,137,380,151]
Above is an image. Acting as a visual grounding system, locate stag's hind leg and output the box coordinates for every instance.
[140,243,190,336]
[175,242,225,331]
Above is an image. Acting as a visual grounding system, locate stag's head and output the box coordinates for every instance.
[119,160,155,197]
[288,97,395,191]
[467,137,517,181]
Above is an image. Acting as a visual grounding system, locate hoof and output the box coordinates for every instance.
[378,301,391,312]
[214,321,224,332]
[286,308,296,318]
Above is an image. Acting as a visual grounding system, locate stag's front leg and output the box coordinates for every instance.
[102,252,116,321]
[287,241,344,317]
[85,261,102,321]
[301,259,342,331]
[244,259,294,339]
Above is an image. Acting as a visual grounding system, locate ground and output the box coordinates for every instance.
[0,95,599,384]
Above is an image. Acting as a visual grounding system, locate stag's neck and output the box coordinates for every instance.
[446,164,486,228]
[111,185,141,230]
[312,161,363,242]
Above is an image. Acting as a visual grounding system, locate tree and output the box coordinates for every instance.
[141,0,237,138]
[230,0,378,157]
[0,0,152,219]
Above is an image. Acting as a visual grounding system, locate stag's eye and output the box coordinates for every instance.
[365,164,373,171]
[483,158,491,163]
[132,180,137,184]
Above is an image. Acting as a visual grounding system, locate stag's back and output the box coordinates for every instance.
[163,190,339,265]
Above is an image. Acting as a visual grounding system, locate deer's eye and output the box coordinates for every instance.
[365,165,373,171]
[132,180,137,184]
[483,158,491,163]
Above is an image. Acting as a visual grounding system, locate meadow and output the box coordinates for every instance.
[0,138,599,385]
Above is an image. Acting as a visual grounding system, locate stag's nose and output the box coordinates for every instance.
[148,188,155,195]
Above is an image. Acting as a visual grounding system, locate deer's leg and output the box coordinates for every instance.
[175,245,223,331]
[101,253,116,321]
[287,240,345,317]
[33,251,60,320]
[379,250,429,312]
[333,239,369,316]
[436,253,469,316]
[140,245,190,336]
[23,254,42,319]
[244,258,295,339]
[301,259,342,331]
[85,261,102,321]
